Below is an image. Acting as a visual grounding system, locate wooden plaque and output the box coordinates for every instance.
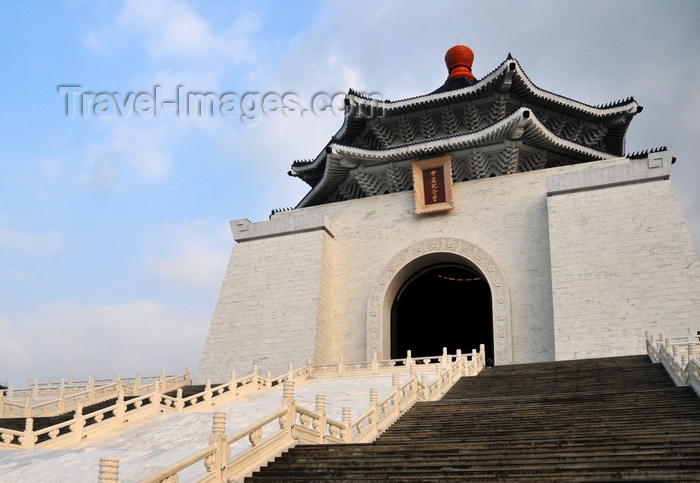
[412,155,454,214]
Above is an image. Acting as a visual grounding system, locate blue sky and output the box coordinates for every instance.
[1,0,699,385]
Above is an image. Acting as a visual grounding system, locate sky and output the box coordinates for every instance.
[1,0,699,386]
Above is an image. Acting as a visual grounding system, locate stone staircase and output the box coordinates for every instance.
[247,355,700,481]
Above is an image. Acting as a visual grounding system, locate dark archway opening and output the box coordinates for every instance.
[391,263,493,361]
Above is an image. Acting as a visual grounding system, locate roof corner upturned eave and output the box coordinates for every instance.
[294,107,616,209]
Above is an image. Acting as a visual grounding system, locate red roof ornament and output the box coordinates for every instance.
[445,45,475,81]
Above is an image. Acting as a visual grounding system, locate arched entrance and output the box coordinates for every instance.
[391,263,493,360]
[367,237,512,365]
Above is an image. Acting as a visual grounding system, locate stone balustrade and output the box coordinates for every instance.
[138,348,483,483]
[646,329,700,396]
[0,369,191,419]
[0,363,313,450]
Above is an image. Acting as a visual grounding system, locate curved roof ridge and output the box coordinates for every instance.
[330,108,525,158]
[507,57,639,115]
[343,56,639,117]
[294,107,616,208]
[523,110,615,159]
[328,107,612,161]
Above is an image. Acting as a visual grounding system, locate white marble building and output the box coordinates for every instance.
[198,46,700,383]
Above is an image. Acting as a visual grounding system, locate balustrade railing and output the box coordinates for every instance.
[139,347,484,483]
[1,348,485,482]
[0,369,191,419]
[0,363,311,450]
[646,329,700,395]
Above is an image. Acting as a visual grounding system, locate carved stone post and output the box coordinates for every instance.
[673,344,681,361]
[174,388,185,412]
[689,343,699,360]
[342,407,352,443]
[391,378,400,411]
[315,395,327,443]
[98,457,119,483]
[149,389,162,408]
[281,381,295,440]
[71,404,85,442]
[115,373,122,395]
[20,417,36,449]
[283,381,295,403]
[114,390,126,424]
[58,379,65,413]
[210,411,226,442]
[420,374,429,401]
[204,379,212,404]
[207,412,228,481]
[435,364,443,395]
[250,365,258,387]
[369,389,378,435]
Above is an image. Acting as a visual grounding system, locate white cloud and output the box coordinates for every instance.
[0,300,209,385]
[84,122,180,191]
[0,227,63,253]
[0,268,33,282]
[146,219,230,290]
[0,315,32,383]
[85,0,261,66]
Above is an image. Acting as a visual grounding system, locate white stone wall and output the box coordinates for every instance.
[197,222,333,383]
[316,170,556,365]
[547,156,700,359]
[197,153,700,382]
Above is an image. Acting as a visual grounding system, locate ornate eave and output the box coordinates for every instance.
[346,57,638,119]
[289,53,642,209]
[295,108,614,208]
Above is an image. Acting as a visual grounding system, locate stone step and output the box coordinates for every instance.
[246,355,700,481]
[247,467,700,482]
[271,453,700,469]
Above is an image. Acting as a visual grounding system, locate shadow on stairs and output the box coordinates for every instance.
[247,355,700,482]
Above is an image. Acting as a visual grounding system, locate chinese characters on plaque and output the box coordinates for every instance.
[411,155,454,214]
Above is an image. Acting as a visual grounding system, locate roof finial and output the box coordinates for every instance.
[445,44,475,81]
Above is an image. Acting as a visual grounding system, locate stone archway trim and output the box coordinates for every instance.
[367,237,512,364]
